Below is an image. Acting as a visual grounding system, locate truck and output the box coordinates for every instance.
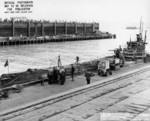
[97,59,112,77]
[97,55,125,76]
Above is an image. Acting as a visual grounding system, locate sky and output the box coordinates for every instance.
[0,0,150,27]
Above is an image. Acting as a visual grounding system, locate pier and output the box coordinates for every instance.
[0,20,99,37]
[0,62,150,121]
[0,19,115,46]
[0,35,115,46]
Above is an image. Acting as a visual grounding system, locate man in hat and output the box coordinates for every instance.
[59,67,66,85]
[53,67,58,83]
[71,64,75,81]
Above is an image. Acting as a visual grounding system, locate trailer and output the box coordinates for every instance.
[97,55,125,76]
[105,56,125,70]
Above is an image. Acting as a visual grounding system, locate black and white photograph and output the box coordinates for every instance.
[0,0,150,120]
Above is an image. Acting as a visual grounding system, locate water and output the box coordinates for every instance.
[0,27,150,75]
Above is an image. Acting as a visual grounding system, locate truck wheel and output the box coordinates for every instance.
[109,71,112,75]
[105,72,107,77]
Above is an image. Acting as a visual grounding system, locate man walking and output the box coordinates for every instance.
[76,56,80,65]
[53,67,58,83]
[47,69,53,84]
[71,64,75,81]
[85,71,92,84]
[60,67,66,85]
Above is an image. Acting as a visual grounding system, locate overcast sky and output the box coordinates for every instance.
[0,0,150,26]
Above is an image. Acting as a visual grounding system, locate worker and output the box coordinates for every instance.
[39,75,45,86]
[47,69,53,84]
[119,45,122,52]
[53,67,58,83]
[85,71,92,84]
[59,67,66,85]
[139,33,142,41]
[114,48,120,58]
[71,64,75,81]
[76,56,80,65]
[137,34,140,42]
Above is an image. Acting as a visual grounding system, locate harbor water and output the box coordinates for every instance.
[0,27,150,75]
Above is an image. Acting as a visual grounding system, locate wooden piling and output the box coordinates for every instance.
[75,23,77,34]
[65,22,67,35]
[28,20,30,38]
[54,22,56,36]
[84,23,86,34]
[41,22,44,36]
[12,19,15,37]
[35,22,38,36]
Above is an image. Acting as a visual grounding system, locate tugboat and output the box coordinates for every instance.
[123,19,147,61]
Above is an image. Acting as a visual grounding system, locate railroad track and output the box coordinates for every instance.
[1,65,150,121]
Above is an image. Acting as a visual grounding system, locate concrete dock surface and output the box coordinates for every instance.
[1,61,150,121]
